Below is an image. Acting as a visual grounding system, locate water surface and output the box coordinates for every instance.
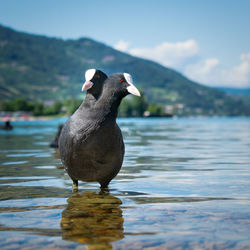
[0,117,250,249]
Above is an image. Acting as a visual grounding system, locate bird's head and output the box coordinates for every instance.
[105,73,141,98]
[82,69,107,97]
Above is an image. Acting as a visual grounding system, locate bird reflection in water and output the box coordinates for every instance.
[60,191,124,249]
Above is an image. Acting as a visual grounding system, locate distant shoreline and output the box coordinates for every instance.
[1,114,250,123]
[0,114,67,122]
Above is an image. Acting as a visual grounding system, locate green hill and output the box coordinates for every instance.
[0,24,249,116]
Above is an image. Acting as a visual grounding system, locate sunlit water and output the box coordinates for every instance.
[0,117,250,249]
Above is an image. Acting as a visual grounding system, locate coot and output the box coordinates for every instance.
[59,73,140,190]
[82,69,108,106]
[50,69,107,148]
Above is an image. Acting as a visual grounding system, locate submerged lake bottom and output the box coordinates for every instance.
[0,117,250,249]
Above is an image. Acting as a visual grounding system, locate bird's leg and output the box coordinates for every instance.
[72,180,78,192]
[99,188,109,195]
[100,181,110,191]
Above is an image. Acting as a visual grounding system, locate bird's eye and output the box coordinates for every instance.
[119,79,124,83]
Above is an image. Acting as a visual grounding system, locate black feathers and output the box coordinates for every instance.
[59,71,140,190]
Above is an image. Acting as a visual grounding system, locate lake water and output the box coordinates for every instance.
[0,117,250,249]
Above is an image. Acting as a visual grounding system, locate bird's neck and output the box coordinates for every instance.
[78,92,98,110]
[95,90,122,121]
[85,92,99,105]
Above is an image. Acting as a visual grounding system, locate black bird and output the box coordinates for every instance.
[50,69,107,148]
[81,69,108,105]
[59,73,140,190]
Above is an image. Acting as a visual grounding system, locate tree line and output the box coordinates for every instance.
[0,93,167,117]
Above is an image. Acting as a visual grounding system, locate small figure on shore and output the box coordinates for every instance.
[0,120,13,130]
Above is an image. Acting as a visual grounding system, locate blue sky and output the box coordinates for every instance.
[0,0,250,88]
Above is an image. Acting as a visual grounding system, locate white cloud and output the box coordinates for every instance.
[130,40,199,68]
[184,58,220,85]
[186,53,250,88]
[114,40,130,52]
[114,39,199,68]
[221,53,250,87]
[113,40,250,88]
[200,58,220,74]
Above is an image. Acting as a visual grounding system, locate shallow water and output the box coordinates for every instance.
[0,117,250,249]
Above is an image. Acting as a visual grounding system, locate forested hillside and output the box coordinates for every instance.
[0,24,249,116]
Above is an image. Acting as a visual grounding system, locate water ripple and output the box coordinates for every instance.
[0,117,250,249]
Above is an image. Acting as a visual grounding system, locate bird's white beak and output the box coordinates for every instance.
[81,81,94,91]
[127,84,141,96]
[124,73,141,97]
